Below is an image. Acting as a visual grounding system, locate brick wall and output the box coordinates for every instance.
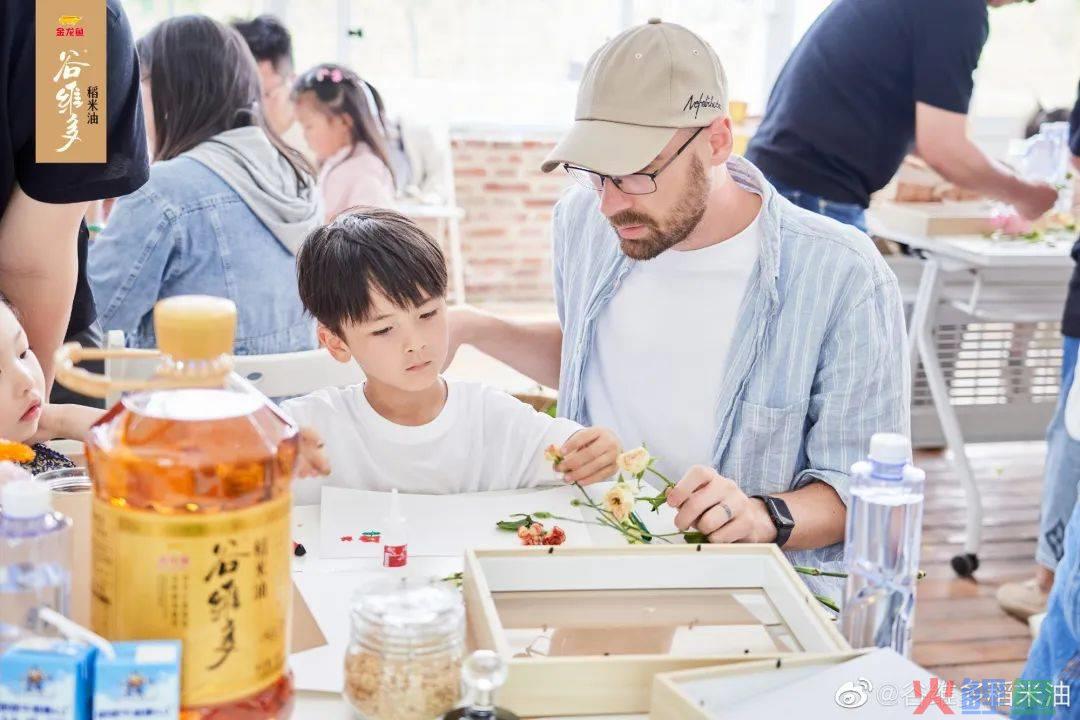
[450,135,573,303]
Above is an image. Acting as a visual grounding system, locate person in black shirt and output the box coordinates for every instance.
[745,0,1057,232]
[0,0,149,403]
[997,81,1080,622]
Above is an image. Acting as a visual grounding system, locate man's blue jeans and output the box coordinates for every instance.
[1037,335,1080,570]
[770,180,868,233]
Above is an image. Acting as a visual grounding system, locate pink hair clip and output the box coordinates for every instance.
[330,69,343,83]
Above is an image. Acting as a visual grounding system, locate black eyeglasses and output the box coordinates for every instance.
[563,127,705,195]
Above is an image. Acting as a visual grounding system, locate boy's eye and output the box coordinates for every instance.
[371,327,392,337]
[419,309,438,320]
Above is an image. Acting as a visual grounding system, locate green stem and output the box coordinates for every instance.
[647,466,675,488]
[815,594,840,613]
[793,565,849,579]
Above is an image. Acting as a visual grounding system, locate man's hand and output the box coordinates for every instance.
[556,427,620,486]
[1013,181,1059,221]
[295,426,330,478]
[666,465,776,544]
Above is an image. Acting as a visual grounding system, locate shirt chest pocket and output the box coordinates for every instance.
[725,398,809,497]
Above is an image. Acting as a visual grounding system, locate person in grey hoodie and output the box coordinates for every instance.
[89,15,322,354]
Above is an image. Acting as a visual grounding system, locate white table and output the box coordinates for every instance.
[868,216,1073,576]
[288,496,649,719]
[398,201,468,305]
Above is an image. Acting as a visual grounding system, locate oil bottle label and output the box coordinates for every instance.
[92,494,292,707]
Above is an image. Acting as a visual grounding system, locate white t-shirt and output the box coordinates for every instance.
[282,380,582,504]
[584,212,762,484]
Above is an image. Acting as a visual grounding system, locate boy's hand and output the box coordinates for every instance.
[296,426,331,479]
[556,427,620,486]
[28,404,103,444]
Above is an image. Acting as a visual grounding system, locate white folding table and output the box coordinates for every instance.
[869,215,1073,576]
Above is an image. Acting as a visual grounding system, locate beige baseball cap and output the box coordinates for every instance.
[542,18,728,176]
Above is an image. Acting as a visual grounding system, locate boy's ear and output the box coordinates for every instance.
[317,324,353,364]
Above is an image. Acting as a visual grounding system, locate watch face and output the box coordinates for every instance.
[770,498,796,528]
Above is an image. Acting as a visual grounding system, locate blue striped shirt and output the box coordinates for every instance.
[552,155,911,599]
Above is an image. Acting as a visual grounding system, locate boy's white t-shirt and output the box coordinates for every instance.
[281,380,583,504]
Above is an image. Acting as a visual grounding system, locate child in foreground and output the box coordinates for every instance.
[282,207,620,504]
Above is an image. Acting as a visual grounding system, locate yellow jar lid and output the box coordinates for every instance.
[153,296,236,361]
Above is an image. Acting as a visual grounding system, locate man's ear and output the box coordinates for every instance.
[705,115,734,166]
[318,324,353,363]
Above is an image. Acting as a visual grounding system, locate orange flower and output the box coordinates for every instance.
[0,440,35,464]
[544,444,564,467]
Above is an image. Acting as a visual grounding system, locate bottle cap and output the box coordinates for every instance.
[1,477,51,518]
[463,650,508,709]
[868,433,910,465]
[153,295,237,362]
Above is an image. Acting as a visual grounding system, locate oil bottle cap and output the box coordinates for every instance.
[2,477,51,518]
[153,296,236,361]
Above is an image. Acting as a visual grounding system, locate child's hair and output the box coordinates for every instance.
[297,208,447,336]
[292,63,396,182]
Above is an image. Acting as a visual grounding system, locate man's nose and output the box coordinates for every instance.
[599,180,633,218]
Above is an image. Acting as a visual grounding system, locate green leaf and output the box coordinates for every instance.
[683,531,708,544]
[628,512,653,543]
[532,511,552,519]
[496,514,534,532]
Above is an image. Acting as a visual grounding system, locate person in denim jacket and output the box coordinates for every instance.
[89,16,321,355]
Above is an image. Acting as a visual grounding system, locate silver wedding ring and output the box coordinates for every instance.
[719,501,734,523]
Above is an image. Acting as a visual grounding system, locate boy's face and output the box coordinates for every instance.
[0,304,45,442]
[319,288,448,393]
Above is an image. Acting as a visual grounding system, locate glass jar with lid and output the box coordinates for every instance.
[344,576,465,720]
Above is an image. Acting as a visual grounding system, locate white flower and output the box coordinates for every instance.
[603,483,635,522]
[617,447,651,476]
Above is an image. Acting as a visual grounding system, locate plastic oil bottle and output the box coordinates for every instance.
[57,296,298,719]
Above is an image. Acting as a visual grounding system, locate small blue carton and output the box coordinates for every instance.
[0,638,96,720]
[92,641,180,720]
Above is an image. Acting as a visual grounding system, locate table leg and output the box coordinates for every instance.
[908,256,938,382]
[913,257,983,575]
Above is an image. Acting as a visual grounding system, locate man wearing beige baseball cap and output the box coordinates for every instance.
[450,19,909,596]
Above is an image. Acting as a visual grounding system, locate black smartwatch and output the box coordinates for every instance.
[751,495,795,548]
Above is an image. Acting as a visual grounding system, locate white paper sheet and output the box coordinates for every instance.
[318,484,593,559]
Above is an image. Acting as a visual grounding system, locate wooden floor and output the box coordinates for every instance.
[912,441,1044,684]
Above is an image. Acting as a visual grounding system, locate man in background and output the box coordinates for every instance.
[745,0,1057,232]
[232,14,317,166]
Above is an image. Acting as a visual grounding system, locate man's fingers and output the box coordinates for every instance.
[666,465,715,508]
[706,513,754,545]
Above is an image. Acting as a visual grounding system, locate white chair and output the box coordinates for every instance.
[103,330,365,406]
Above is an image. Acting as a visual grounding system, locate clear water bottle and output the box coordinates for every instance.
[0,470,73,653]
[839,433,925,657]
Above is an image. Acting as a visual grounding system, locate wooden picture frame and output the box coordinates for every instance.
[463,545,850,716]
[651,650,872,720]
